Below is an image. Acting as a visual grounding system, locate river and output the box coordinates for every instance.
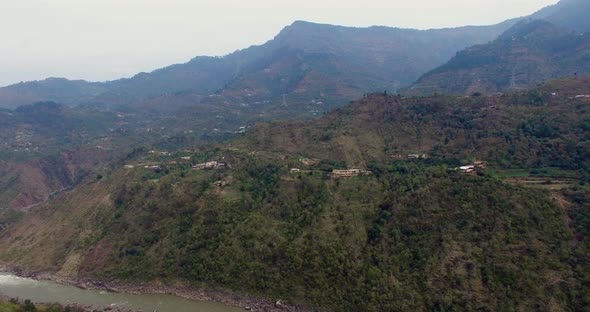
[0,273,243,312]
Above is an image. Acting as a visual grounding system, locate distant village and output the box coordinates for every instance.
[123,150,228,173]
[123,148,489,182]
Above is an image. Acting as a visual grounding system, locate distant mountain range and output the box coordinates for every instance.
[0,20,517,110]
[3,0,590,109]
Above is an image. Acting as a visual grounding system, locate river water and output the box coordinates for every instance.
[0,273,242,312]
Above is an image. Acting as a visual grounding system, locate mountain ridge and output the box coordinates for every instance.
[0,19,518,110]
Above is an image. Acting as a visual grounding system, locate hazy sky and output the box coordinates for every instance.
[0,0,558,87]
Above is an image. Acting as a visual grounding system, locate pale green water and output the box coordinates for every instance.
[0,273,243,312]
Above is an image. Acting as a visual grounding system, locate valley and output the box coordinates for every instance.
[1,0,590,311]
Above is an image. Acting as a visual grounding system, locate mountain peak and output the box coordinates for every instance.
[274,20,342,41]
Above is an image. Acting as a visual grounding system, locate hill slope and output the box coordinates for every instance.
[240,77,590,170]
[406,20,590,95]
[2,78,590,311]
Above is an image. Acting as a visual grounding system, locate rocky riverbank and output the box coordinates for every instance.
[0,265,319,312]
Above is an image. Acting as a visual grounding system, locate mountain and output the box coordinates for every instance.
[405,20,590,95]
[2,78,589,311]
[2,1,587,110]
[0,20,517,111]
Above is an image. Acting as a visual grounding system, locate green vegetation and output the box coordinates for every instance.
[240,84,590,171]
[489,167,581,178]
[2,79,590,311]
[6,157,581,311]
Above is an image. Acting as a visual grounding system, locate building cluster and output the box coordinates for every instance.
[289,167,372,178]
[330,169,372,178]
[458,161,486,174]
[193,161,226,170]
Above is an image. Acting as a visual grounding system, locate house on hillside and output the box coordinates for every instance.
[458,161,486,174]
[459,165,476,174]
[193,161,226,170]
[408,154,428,160]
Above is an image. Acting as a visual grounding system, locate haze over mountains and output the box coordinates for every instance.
[2,0,589,112]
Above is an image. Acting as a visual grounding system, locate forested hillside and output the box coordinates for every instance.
[244,77,590,170]
[2,78,589,311]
